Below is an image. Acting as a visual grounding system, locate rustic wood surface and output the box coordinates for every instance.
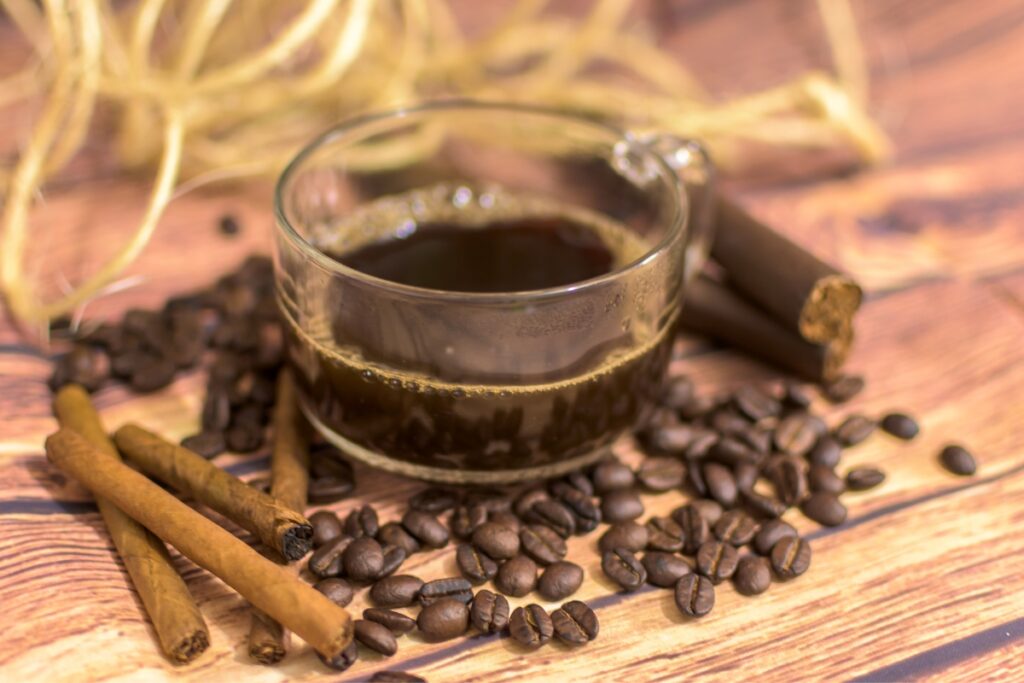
[2,1,1023,681]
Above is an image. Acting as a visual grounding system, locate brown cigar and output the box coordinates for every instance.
[45,428,353,659]
[112,423,312,561]
[52,386,209,664]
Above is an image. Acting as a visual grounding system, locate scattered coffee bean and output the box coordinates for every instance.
[807,436,842,468]
[733,461,760,492]
[774,413,826,456]
[637,457,685,491]
[314,578,354,607]
[783,381,813,409]
[418,577,473,606]
[685,430,719,461]
[471,522,520,560]
[733,386,781,421]
[370,671,425,682]
[801,492,848,526]
[598,522,649,554]
[713,510,759,546]
[410,487,460,513]
[514,487,550,517]
[601,489,645,523]
[488,510,521,533]
[509,604,553,648]
[308,534,353,578]
[377,545,406,579]
[940,444,977,476]
[417,598,469,641]
[770,455,809,507]
[378,522,420,556]
[495,555,538,597]
[845,466,885,491]
[601,548,646,591]
[354,619,398,656]
[695,540,739,584]
[525,499,577,537]
[180,431,226,459]
[456,543,499,584]
[674,574,715,617]
[201,388,232,432]
[370,575,424,608]
[470,589,510,634]
[520,524,568,565]
[449,503,488,539]
[49,345,110,393]
[551,600,599,645]
[645,424,696,455]
[591,460,635,493]
[671,504,709,555]
[401,510,449,549]
[343,537,384,582]
[538,561,584,601]
[808,464,845,495]
[824,374,865,403]
[770,537,811,579]
[689,499,724,525]
[642,551,691,587]
[753,519,798,556]
[307,475,354,505]
[129,355,177,393]
[463,487,510,513]
[364,608,416,634]
[319,640,358,671]
[224,422,263,453]
[686,459,708,497]
[342,505,379,539]
[553,487,601,533]
[737,426,772,456]
[562,471,596,497]
[645,516,685,552]
[880,412,919,440]
[702,462,737,508]
[662,376,696,410]
[710,409,750,437]
[733,555,772,596]
[834,414,876,447]
[309,510,342,548]
[740,489,787,518]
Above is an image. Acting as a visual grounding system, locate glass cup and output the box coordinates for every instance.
[274,101,714,484]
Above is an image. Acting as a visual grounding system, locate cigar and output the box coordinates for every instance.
[712,196,862,343]
[112,423,313,561]
[248,371,311,665]
[45,428,354,660]
[52,386,209,664]
[680,275,851,381]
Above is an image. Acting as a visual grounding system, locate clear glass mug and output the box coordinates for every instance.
[274,101,713,484]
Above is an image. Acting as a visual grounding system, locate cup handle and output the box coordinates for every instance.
[642,135,716,284]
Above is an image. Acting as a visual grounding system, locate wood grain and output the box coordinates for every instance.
[2,0,1024,681]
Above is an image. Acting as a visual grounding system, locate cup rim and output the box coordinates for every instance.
[274,99,687,302]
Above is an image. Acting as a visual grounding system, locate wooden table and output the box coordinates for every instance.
[2,1,1023,680]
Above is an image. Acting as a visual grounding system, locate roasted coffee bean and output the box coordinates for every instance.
[472,522,520,560]
[671,504,710,555]
[201,387,232,432]
[801,492,847,526]
[703,462,738,508]
[737,426,773,456]
[645,424,696,455]
[834,414,876,447]
[377,545,406,579]
[807,436,842,468]
[695,540,739,584]
[637,457,686,491]
[774,413,826,456]
[525,499,576,537]
[733,555,772,596]
[591,460,635,493]
[410,487,461,513]
[456,543,499,584]
[232,402,265,428]
[495,555,538,597]
[344,505,379,538]
[596,521,647,555]
[880,412,919,440]
[686,459,708,497]
[488,510,521,533]
[538,561,584,601]
[709,409,750,437]
[509,604,553,648]
[370,671,425,682]
[470,589,510,634]
[308,476,354,505]
[679,392,722,419]
[401,510,449,549]
[740,489,787,519]
[783,381,813,409]
[770,536,811,578]
[130,355,177,392]
[600,489,644,523]
[370,575,424,608]
[551,601,599,645]
[809,464,846,495]
[662,375,695,410]
[343,537,384,582]
[465,487,510,512]
[645,516,685,552]
[309,510,343,548]
[823,374,865,403]
[417,598,469,642]
[845,466,886,491]
[642,551,691,587]
[354,619,398,656]
[314,578,354,607]
[771,456,809,507]
[308,535,353,578]
[753,520,798,556]
[940,444,977,476]
[733,386,781,421]
[513,486,550,517]
[225,422,263,453]
[319,640,358,671]
[449,503,488,540]
[733,462,759,492]
[552,487,601,533]
[180,431,226,459]
[520,524,568,565]
[690,499,724,525]
[709,437,758,469]
[684,430,719,460]
[674,573,715,617]
[713,510,759,546]
[418,577,473,606]
[601,548,646,591]
[364,608,416,635]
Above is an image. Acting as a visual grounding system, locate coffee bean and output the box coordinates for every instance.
[514,487,550,517]
[225,422,263,453]
[410,487,460,513]
[645,424,696,455]
[307,476,354,505]
[809,464,845,495]
[709,408,750,437]
[520,524,568,565]
[471,522,520,560]
[674,573,715,617]
[774,413,826,456]
[684,430,719,460]
[601,548,646,591]
[598,521,649,554]
[314,578,354,607]
[200,388,232,433]
[642,551,691,587]
[130,355,177,392]
[703,462,737,508]
[845,466,886,491]
[488,510,521,533]
[940,444,976,476]
[555,471,595,497]
[671,504,709,555]
[591,460,635,493]
[344,505,379,538]
[713,510,759,546]
[525,499,576,537]
[50,344,110,392]
[378,522,420,556]
[770,536,811,578]
[733,462,760,492]
[637,457,685,491]
[310,510,343,547]
[552,487,601,533]
[370,575,423,608]
[783,381,813,409]
[319,640,358,671]
[449,503,488,539]
[601,489,645,524]
[417,598,469,641]
[343,537,384,582]
[401,510,449,549]
[733,555,772,596]
[801,492,847,526]
[364,608,416,634]
[823,374,865,403]
[880,412,919,440]
[180,431,226,459]
[418,577,473,606]
[538,561,584,601]
[463,487,511,513]
[695,540,739,584]
[354,619,398,656]
[377,545,406,579]
[662,375,696,410]
[308,535,353,578]
[753,520,798,556]
[733,386,781,421]
[495,555,538,597]
[686,459,708,497]
[456,543,498,584]
[807,436,842,468]
[551,600,599,645]
[470,589,510,633]
[645,516,685,552]
[689,499,724,525]
[770,455,809,507]
[834,414,876,447]
[737,426,772,456]
[740,489,787,519]
[509,604,553,648]
[370,672,425,683]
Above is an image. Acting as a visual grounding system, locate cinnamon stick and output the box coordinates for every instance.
[712,196,862,343]
[112,423,313,561]
[45,428,354,659]
[52,386,209,664]
[680,275,851,381]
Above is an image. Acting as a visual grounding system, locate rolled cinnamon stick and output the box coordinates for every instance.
[52,386,209,664]
[112,423,313,561]
[681,275,851,381]
[712,197,862,343]
[45,428,353,660]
